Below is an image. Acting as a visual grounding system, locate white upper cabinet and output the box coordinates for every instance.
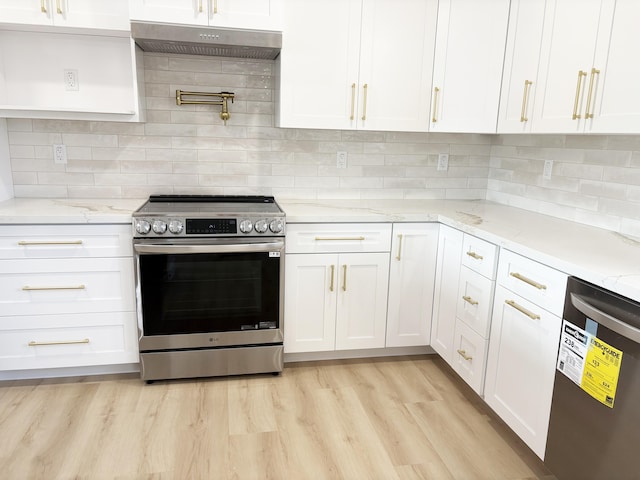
[129,0,283,31]
[278,0,437,132]
[497,0,547,133]
[0,0,130,31]
[527,0,640,134]
[430,0,510,133]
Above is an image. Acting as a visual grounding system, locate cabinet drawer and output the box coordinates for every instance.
[286,223,392,253]
[456,266,495,337]
[497,250,567,316]
[461,234,498,279]
[452,319,488,395]
[0,224,132,259]
[0,314,139,371]
[0,258,135,316]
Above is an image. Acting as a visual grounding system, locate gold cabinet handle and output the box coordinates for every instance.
[509,272,547,290]
[520,80,533,122]
[462,295,478,306]
[314,236,365,241]
[41,0,47,13]
[505,299,540,320]
[23,285,86,291]
[199,0,203,13]
[585,67,600,119]
[214,0,218,14]
[432,87,440,123]
[350,83,356,120]
[18,240,83,246]
[29,338,89,347]
[56,0,62,14]
[361,84,368,121]
[329,265,335,292]
[342,265,347,292]
[466,251,483,260]
[572,70,587,120]
[395,234,403,261]
[457,349,473,361]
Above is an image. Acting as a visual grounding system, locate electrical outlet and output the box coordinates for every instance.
[543,159,553,179]
[336,151,348,169]
[53,144,67,164]
[64,69,79,91]
[437,153,449,171]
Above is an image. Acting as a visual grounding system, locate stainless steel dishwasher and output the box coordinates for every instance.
[545,276,640,480]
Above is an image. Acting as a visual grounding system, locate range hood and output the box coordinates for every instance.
[130,21,281,60]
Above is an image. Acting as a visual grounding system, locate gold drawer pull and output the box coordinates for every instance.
[213,0,218,14]
[520,80,533,122]
[342,265,347,292]
[585,67,600,119]
[432,86,440,123]
[466,251,483,260]
[505,299,540,320]
[395,234,403,261]
[23,285,86,291]
[18,240,83,246]
[350,83,356,120]
[572,70,587,120]
[314,236,365,241]
[457,349,473,361]
[329,265,335,292]
[361,84,368,121]
[462,295,478,306]
[509,272,547,290]
[40,0,47,13]
[29,338,90,347]
[56,0,62,14]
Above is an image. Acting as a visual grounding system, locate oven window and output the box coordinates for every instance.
[139,251,280,335]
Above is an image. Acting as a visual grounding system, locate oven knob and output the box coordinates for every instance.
[168,220,184,234]
[254,219,268,233]
[269,219,284,234]
[135,219,151,235]
[239,219,253,233]
[152,220,167,234]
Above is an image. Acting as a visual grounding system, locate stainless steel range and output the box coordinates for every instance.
[132,195,285,382]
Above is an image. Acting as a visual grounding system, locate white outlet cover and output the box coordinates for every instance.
[64,69,79,91]
[437,153,449,171]
[543,159,553,179]
[336,151,347,169]
[53,144,67,164]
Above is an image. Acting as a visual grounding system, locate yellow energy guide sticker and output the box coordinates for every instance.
[582,336,622,408]
[557,320,623,408]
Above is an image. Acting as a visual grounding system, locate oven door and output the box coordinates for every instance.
[134,237,284,351]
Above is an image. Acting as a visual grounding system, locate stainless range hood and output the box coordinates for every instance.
[130,21,281,60]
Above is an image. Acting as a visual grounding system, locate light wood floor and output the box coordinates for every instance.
[0,355,555,480]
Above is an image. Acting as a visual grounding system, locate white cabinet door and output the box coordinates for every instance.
[335,252,389,350]
[386,223,438,347]
[213,0,282,30]
[589,0,640,133]
[430,0,510,133]
[430,225,463,363]
[0,0,52,25]
[497,0,547,133]
[279,0,437,132]
[129,0,207,24]
[531,0,607,133]
[355,0,437,132]
[0,0,129,30]
[278,0,361,129]
[283,254,337,353]
[485,285,562,459]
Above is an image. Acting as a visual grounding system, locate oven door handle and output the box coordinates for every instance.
[134,242,283,255]
[570,293,640,344]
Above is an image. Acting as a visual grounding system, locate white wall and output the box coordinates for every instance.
[0,118,14,201]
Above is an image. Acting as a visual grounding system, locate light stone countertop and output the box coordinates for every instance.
[1,196,639,304]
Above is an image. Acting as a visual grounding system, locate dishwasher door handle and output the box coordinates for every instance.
[571,293,640,344]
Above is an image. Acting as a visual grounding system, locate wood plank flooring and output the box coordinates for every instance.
[0,355,556,479]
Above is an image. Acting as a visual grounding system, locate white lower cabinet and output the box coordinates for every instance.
[0,224,138,373]
[484,250,568,459]
[284,223,391,354]
[386,223,438,347]
[431,225,497,395]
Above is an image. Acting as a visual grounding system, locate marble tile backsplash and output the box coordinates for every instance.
[4,52,640,237]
